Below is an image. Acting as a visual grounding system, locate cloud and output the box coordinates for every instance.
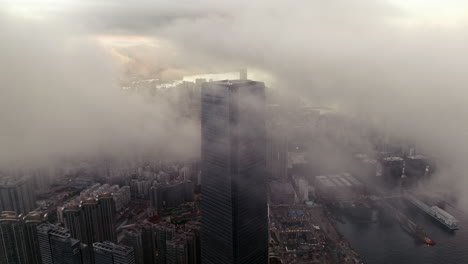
[0,12,199,167]
[3,0,468,202]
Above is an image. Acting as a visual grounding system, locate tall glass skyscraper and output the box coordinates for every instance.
[200,80,268,264]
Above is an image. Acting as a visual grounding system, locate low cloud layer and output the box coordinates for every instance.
[0,12,199,167]
[2,1,468,201]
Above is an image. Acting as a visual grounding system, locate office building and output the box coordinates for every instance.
[93,241,135,264]
[201,80,268,264]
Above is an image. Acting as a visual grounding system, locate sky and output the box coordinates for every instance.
[1,0,468,201]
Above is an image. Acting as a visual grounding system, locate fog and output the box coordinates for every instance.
[0,11,199,167]
[2,1,468,203]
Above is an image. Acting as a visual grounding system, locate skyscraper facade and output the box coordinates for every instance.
[93,241,135,264]
[141,223,156,264]
[62,205,82,241]
[0,176,36,214]
[97,193,117,243]
[37,223,88,264]
[0,211,27,264]
[149,180,194,212]
[200,80,268,264]
[79,198,100,263]
[22,211,46,264]
[121,229,144,264]
[155,223,175,264]
[76,194,116,263]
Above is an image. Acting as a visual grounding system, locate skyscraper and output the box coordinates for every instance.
[266,120,288,182]
[97,193,117,243]
[121,229,144,264]
[93,241,135,264]
[200,80,268,264]
[166,231,201,264]
[150,180,194,212]
[62,205,82,241]
[76,194,116,263]
[80,198,100,263]
[0,176,36,214]
[154,223,175,264]
[22,211,47,264]
[37,223,88,264]
[0,211,27,264]
[141,223,156,264]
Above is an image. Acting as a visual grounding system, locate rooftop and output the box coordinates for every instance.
[383,157,404,162]
[315,173,362,188]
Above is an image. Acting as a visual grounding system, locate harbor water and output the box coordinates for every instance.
[335,202,468,264]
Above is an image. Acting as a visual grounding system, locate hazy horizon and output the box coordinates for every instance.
[2,0,468,206]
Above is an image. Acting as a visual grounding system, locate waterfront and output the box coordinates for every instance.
[336,202,468,264]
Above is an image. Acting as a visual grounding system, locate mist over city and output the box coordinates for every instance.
[1,1,468,264]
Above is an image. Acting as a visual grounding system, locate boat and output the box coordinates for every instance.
[394,207,436,246]
[423,236,436,246]
[415,227,436,246]
[404,194,459,230]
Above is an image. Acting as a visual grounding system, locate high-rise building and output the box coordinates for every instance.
[184,222,201,264]
[113,186,131,212]
[121,230,144,264]
[166,236,188,264]
[0,211,28,264]
[93,241,135,264]
[166,229,201,264]
[141,223,156,264]
[62,205,82,241]
[150,181,194,212]
[79,198,100,263]
[0,176,36,214]
[37,223,88,264]
[76,194,116,263]
[154,223,175,264]
[97,193,117,243]
[22,211,47,264]
[200,80,268,264]
[59,184,129,224]
[266,121,288,182]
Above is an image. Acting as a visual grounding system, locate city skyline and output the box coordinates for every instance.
[2,1,468,264]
